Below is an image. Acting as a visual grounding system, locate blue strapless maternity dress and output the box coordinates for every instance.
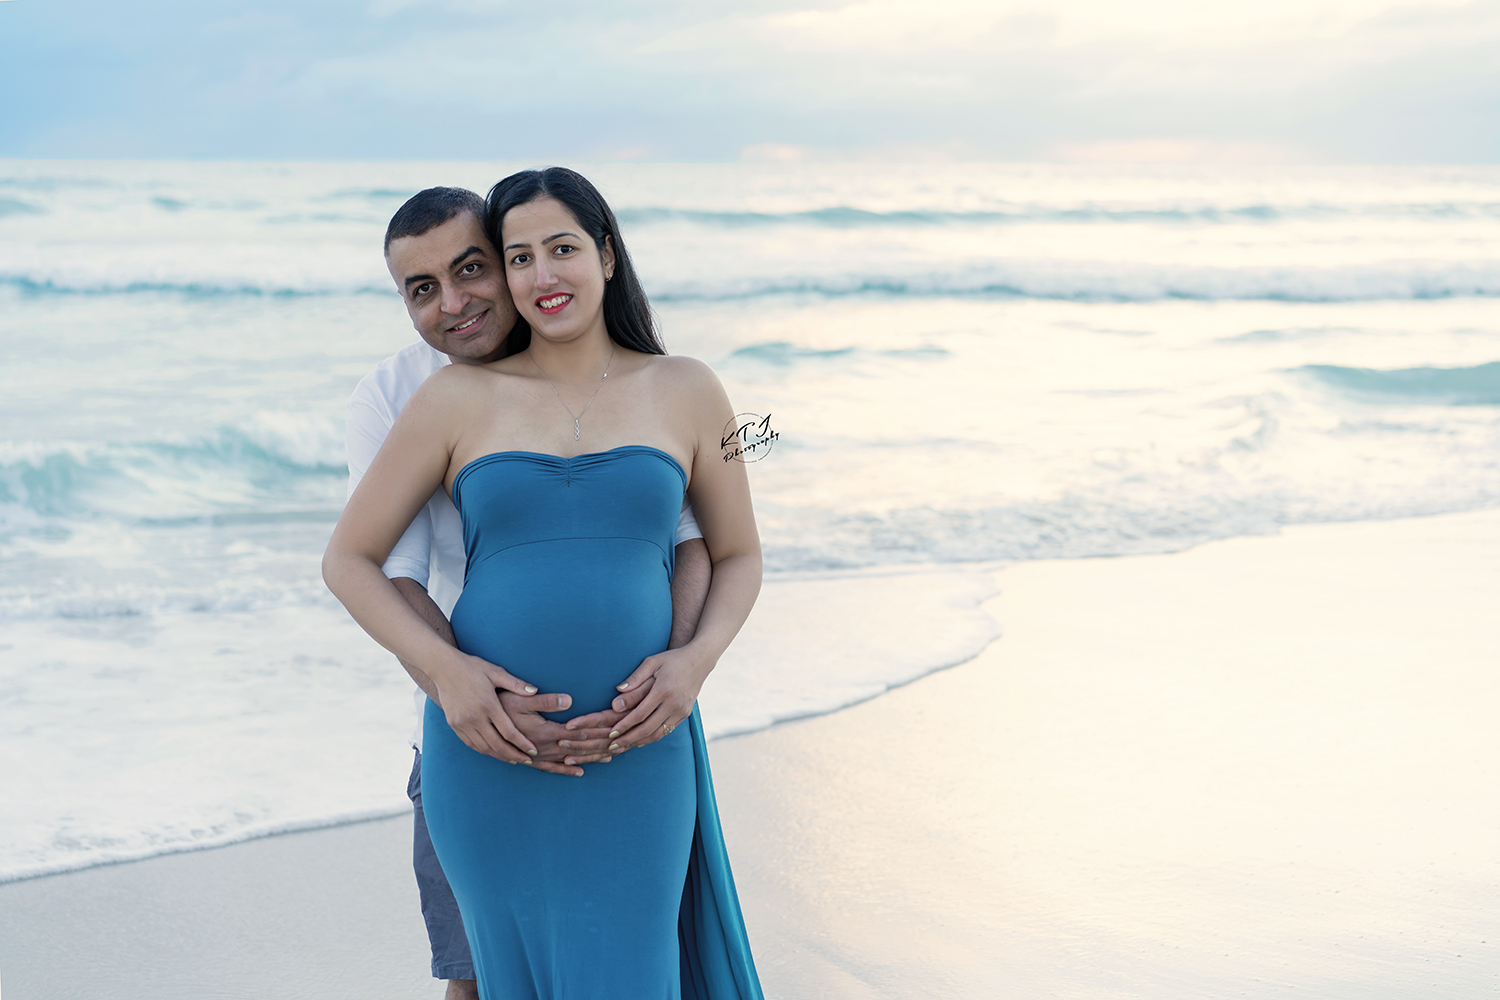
[420,446,762,1000]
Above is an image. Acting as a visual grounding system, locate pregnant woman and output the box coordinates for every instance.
[323,167,763,999]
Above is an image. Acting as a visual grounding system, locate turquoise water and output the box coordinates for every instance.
[2,160,1498,879]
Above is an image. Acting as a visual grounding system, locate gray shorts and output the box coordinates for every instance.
[408,750,475,981]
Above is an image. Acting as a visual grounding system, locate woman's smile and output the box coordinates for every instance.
[535,293,573,314]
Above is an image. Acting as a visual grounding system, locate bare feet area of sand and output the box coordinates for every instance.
[2,510,1496,999]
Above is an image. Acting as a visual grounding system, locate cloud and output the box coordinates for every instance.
[2,0,1498,160]
[1044,140,1303,164]
[739,142,810,162]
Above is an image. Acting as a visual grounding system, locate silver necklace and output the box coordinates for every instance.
[531,347,615,441]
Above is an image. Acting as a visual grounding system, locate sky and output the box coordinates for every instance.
[2,0,1499,162]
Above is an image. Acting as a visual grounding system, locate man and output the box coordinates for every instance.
[345,187,712,999]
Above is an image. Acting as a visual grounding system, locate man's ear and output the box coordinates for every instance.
[602,235,616,281]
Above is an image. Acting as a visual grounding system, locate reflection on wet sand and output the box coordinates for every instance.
[714,509,1500,998]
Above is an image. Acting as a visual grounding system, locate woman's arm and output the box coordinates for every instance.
[595,359,763,749]
[322,372,542,764]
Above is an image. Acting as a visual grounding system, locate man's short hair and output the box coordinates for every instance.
[384,187,486,255]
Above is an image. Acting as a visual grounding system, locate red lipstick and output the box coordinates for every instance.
[535,293,573,315]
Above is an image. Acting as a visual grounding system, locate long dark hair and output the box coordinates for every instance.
[485,167,666,356]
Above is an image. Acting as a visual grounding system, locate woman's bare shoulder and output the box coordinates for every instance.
[641,353,725,397]
[422,359,516,394]
[400,361,496,420]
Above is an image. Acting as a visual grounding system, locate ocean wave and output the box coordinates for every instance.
[314,187,419,202]
[263,211,384,226]
[0,424,346,479]
[724,342,950,366]
[653,261,1500,305]
[759,486,1500,575]
[0,575,341,623]
[0,275,392,298]
[0,197,44,218]
[760,499,1272,572]
[7,257,1500,304]
[1219,326,1361,344]
[617,202,1500,228]
[0,421,346,519]
[1301,362,1500,406]
[0,805,413,885]
[0,176,112,192]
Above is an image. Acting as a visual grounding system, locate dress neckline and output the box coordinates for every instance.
[450,445,687,504]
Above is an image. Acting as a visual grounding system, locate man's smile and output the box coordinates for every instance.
[448,309,488,336]
[535,294,573,315]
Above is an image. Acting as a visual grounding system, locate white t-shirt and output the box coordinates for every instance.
[344,340,703,750]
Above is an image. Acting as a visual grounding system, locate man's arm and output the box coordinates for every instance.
[669,537,711,650]
[389,576,453,704]
[347,388,439,595]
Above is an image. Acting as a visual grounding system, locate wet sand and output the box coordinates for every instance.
[3,510,1497,998]
[722,508,1500,998]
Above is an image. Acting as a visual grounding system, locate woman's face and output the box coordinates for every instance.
[501,196,615,346]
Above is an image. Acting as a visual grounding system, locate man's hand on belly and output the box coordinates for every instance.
[560,679,655,752]
[500,691,620,776]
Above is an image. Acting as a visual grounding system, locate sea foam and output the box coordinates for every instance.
[0,567,1000,882]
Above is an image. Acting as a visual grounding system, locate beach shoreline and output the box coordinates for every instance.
[3,508,1497,998]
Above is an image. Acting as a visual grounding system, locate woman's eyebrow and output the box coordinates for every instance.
[501,230,576,251]
[505,231,579,251]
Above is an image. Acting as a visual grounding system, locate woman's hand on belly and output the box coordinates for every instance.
[589,646,713,753]
[427,649,547,764]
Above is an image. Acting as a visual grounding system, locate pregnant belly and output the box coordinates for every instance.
[449,537,672,718]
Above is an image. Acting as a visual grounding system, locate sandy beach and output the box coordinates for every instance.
[3,508,1497,999]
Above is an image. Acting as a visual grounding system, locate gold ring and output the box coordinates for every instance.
[662,723,674,734]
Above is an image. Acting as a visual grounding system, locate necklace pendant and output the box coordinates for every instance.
[531,347,613,447]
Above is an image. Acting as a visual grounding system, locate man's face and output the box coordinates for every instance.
[385,211,517,363]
